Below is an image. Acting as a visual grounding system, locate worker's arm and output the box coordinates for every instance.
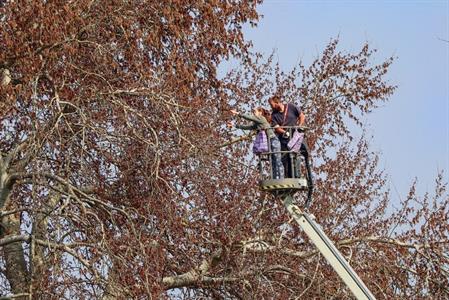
[274,125,286,134]
[236,123,257,130]
[229,109,260,130]
[238,113,264,125]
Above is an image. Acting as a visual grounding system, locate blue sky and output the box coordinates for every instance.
[224,0,449,199]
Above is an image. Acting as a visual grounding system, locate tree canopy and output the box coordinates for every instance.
[1,1,448,299]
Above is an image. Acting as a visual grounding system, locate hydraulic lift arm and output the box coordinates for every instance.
[283,195,376,300]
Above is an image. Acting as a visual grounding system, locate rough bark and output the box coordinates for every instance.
[0,209,29,296]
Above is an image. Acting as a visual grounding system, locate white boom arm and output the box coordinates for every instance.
[283,195,376,300]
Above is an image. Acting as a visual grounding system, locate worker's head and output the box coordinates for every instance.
[254,107,271,123]
[268,95,282,111]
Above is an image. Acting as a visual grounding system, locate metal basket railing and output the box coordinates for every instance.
[257,126,307,178]
[257,125,314,206]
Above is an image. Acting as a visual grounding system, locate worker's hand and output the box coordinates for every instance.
[230,109,239,116]
[282,131,290,139]
[227,121,233,128]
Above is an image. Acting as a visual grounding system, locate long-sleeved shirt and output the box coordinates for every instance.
[235,113,276,139]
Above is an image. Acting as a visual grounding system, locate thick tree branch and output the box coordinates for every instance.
[163,250,223,289]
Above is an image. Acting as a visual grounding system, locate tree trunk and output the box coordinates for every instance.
[0,169,30,297]
[1,213,30,296]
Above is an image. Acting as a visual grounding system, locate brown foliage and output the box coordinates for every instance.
[0,1,448,299]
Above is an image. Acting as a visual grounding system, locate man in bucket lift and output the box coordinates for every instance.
[268,95,313,196]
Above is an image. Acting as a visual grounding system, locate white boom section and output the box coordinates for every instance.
[283,195,376,300]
